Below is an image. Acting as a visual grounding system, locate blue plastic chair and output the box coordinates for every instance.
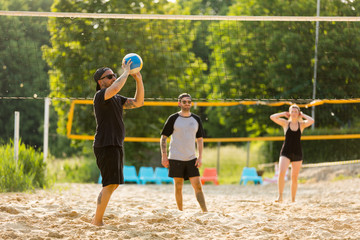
[97,166,140,184]
[124,165,140,184]
[239,167,263,185]
[154,167,173,184]
[139,167,157,184]
[98,174,102,184]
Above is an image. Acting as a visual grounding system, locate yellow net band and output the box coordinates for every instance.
[67,99,360,141]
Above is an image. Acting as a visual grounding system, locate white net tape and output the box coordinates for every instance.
[1,10,360,21]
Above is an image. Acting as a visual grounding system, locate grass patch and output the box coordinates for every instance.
[47,156,99,183]
[331,174,354,182]
[201,143,266,184]
[298,178,309,184]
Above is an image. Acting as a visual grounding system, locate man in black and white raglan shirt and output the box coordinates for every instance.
[160,93,208,212]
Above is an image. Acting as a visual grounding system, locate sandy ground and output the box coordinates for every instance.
[1,167,360,240]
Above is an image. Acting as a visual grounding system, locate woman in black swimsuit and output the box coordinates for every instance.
[270,104,314,202]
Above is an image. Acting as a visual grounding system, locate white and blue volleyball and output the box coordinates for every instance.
[122,53,143,74]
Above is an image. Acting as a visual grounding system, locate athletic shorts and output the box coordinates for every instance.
[280,153,303,162]
[94,146,124,187]
[168,158,200,180]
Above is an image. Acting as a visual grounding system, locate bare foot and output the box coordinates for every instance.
[275,196,283,203]
[91,219,104,226]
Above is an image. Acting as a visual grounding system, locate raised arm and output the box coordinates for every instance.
[160,135,169,168]
[300,112,315,130]
[195,137,204,168]
[270,112,289,128]
[104,60,131,100]
[124,72,144,109]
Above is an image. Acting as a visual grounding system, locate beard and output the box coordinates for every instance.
[181,106,191,112]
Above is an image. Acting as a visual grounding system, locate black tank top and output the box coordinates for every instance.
[280,122,302,160]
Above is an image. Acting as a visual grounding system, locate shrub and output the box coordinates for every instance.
[0,141,51,192]
[49,156,100,183]
[62,157,99,183]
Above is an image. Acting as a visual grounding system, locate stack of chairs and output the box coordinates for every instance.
[139,166,173,184]
[154,167,173,184]
[98,166,174,184]
[124,165,140,184]
[239,167,263,185]
[139,166,157,184]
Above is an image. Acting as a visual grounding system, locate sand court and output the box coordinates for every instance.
[0,177,360,239]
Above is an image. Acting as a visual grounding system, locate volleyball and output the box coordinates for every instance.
[122,53,143,74]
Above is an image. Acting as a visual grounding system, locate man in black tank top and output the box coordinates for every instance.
[270,104,314,203]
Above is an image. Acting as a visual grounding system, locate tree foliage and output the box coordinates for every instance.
[204,0,360,137]
[0,0,52,147]
[1,0,360,162]
[42,0,208,162]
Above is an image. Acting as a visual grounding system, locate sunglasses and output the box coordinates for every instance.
[181,100,192,104]
[100,73,117,80]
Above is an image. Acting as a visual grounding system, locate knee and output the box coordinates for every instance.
[107,184,119,192]
[193,183,203,193]
[291,174,299,181]
[278,170,287,177]
[175,182,183,191]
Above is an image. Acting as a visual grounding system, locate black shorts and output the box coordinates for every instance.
[94,146,124,187]
[280,153,303,162]
[168,158,200,180]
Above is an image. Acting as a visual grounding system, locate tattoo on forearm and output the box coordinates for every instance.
[124,99,136,109]
[161,138,167,154]
[97,192,102,205]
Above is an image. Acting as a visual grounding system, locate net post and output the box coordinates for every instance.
[246,141,250,167]
[312,0,321,129]
[216,142,221,175]
[43,97,50,162]
[14,111,20,165]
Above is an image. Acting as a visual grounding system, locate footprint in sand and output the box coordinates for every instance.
[0,206,20,214]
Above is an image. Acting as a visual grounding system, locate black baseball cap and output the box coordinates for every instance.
[93,67,110,91]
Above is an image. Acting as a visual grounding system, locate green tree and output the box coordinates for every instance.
[204,0,360,138]
[42,0,206,164]
[313,0,360,128]
[0,0,53,147]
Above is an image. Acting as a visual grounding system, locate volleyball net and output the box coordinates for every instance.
[1,8,360,165]
[67,99,360,142]
[1,10,360,101]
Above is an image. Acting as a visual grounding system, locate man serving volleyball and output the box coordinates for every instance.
[91,56,144,226]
